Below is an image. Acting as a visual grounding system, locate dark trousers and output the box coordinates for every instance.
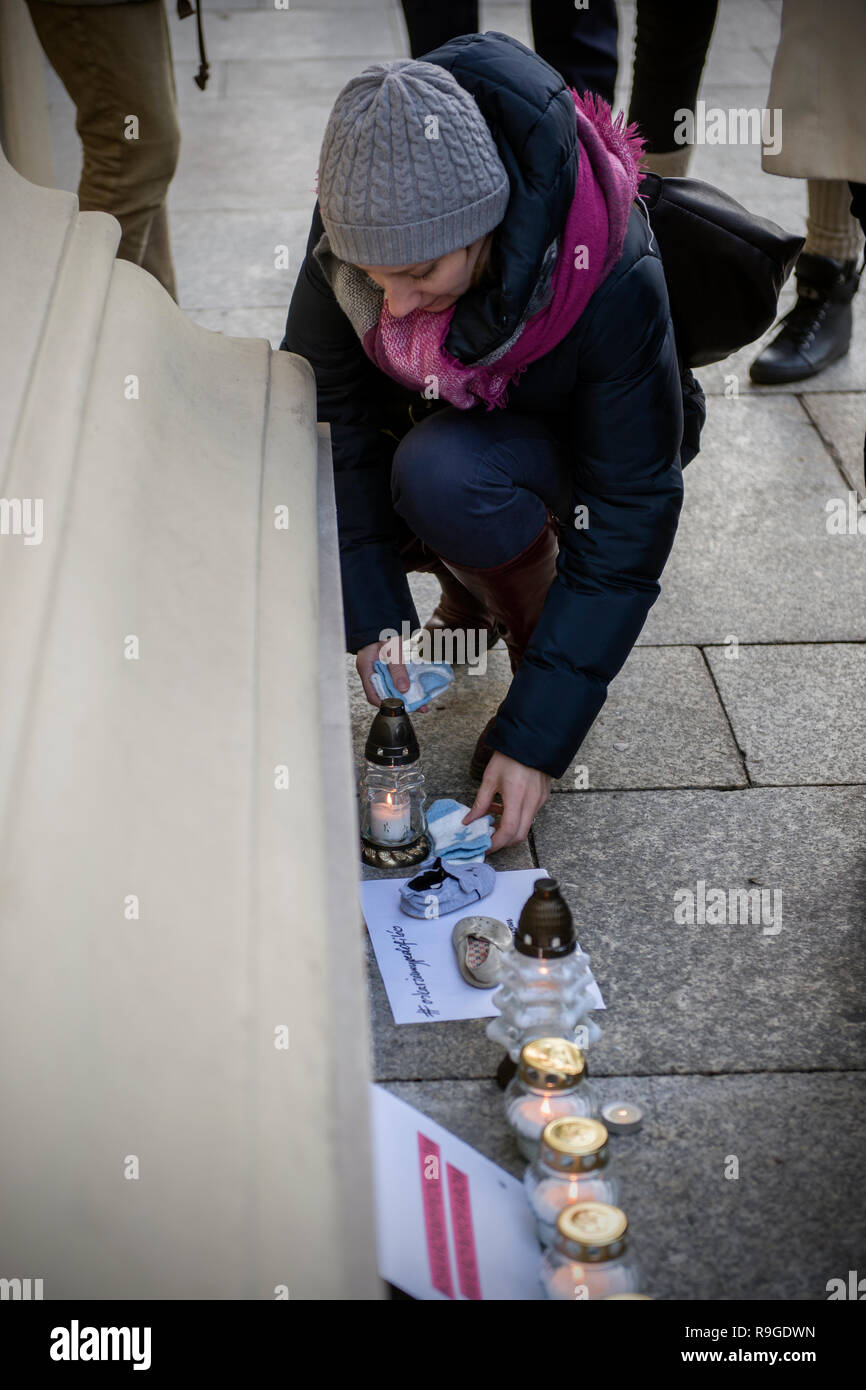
[390,407,571,567]
[399,0,619,106]
[26,0,180,299]
[627,0,718,152]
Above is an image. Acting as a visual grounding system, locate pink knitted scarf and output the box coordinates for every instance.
[362,91,645,409]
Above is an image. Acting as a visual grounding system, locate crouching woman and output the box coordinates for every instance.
[282,32,705,851]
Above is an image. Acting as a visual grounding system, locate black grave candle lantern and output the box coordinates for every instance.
[359,698,430,869]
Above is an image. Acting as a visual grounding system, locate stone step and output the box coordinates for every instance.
[0,144,379,1299]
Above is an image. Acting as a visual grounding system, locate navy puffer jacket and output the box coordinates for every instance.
[281,32,706,780]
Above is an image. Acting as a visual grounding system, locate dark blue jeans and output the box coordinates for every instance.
[390,406,572,567]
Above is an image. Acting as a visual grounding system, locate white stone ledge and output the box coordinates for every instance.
[0,147,379,1299]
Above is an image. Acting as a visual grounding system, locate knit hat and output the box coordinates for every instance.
[317,59,510,266]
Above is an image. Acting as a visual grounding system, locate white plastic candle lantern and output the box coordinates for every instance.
[487,878,602,1062]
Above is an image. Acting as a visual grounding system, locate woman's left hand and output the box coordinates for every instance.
[462,751,551,852]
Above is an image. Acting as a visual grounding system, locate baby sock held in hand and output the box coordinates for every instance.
[371,660,454,712]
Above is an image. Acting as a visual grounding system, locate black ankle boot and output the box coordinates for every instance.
[750,252,861,385]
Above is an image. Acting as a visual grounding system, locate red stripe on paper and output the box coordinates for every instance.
[446,1164,482,1300]
[417,1133,454,1298]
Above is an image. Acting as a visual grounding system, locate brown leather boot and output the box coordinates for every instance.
[435,513,561,779]
[398,534,505,660]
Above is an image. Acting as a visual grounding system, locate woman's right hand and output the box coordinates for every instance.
[355,639,429,712]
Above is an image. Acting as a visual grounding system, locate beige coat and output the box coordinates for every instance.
[762,0,866,181]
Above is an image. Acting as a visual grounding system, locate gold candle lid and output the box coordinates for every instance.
[555,1201,628,1261]
[540,1115,609,1173]
[518,1038,586,1091]
[604,1293,652,1300]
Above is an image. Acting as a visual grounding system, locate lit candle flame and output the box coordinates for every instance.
[541,1099,551,1117]
[386,791,394,806]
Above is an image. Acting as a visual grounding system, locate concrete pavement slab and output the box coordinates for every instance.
[172,207,312,310]
[168,4,403,63]
[227,56,387,102]
[802,393,866,497]
[638,395,866,644]
[552,646,747,792]
[705,643,866,786]
[532,786,866,1075]
[167,96,332,212]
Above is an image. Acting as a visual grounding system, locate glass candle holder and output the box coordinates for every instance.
[359,698,430,868]
[487,877,601,1062]
[361,765,426,845]
[540,1202,642,1301]
[504,1038,599,1161]
[524,1116,620,1247]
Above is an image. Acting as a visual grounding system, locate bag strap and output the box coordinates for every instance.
[177,0,210,91]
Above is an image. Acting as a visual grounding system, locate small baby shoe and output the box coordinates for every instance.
[399,855,496,919]
[451,915,513,988]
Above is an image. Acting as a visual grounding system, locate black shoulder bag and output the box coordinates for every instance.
[639,172,805,368]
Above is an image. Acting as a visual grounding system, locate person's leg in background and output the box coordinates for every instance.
[751,180,863,384]
[26,0,181,300]
[401,0,616,102]
[627,0,718,176]
[399,0,478,57]
[848,182,866,485]
[530,0,619,106]
[391,407,568,777]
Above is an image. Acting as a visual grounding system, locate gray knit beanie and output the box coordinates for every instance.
[317,59,510,266]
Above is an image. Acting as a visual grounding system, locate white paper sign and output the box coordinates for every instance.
[360,867,605,1025]
[370,1084,544,1300]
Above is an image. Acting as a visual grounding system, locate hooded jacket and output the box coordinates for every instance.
[281,32,706,780]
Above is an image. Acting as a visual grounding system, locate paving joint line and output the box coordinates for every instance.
[526,824,540,868]
[796,391,864,496]
[549,780,864,793]
[378,1068,866,1084]
[697,638,866,649]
